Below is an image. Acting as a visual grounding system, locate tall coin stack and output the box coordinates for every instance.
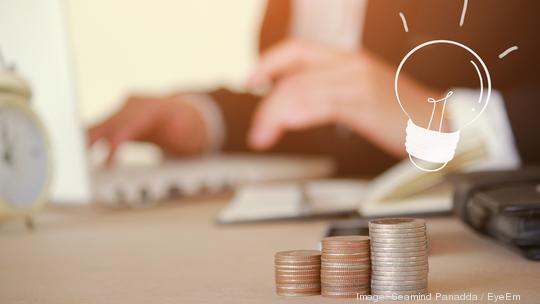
[274,250,321,296]
[321,236,371,298]
[369,218,429,298]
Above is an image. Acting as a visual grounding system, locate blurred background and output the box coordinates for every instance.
[0,0,266,203]
[67,0,264,124]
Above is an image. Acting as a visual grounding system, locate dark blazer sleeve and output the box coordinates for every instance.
[502,87,540,164]
[207,0,290,155]
[205,0,290,156]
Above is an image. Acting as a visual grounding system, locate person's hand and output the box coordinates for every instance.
[247,39,441,158]
[88,95,208,167]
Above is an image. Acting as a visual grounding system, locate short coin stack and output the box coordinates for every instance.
[369,218,429,298]
[274,250,321,296]
[321,236,371,298]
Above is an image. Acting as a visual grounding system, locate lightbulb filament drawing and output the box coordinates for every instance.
[427,90,453,132]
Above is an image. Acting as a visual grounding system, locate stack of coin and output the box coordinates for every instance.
[274,250,321,296]
[320,236,371,298]
[369,218,429,298]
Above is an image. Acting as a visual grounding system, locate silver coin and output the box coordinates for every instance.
[322,249,370,254]
[371,238,428,246]
[372,278,427,285]
[371,275,427,282]
[322,286,371,291]
[369,218,426,229]
[322,281,371,287]
[322,290,370,297]
[322,265,371,270]
[372,264,428,271]
[322,260,371,265]
[322,256,371,261]
[372,263,429,270]
[371,236,427,243]
[321,268,371,273]
[370,243,428,251]
[372,285,428,292]
[371,238,427,245]
[371,282,427,288]
[322,273,371,278]
[371,288,429,295]
[322,259,370,263]
[323,252,370,257]
[371,251,428,258]
[371,255,427,262]
[371,260,428,267]
[276,292,320,297]
[322,278,371,283]
[372,269,428,276]
[371,271,428,278]
[369,230,426,236]
[276,283,321,289]
[369,226,426,233]
[371,285,428,292]
[322,269,371,274]
[371,276,428,282]
[370,249,428,256]
[371,272,427,278]
[275,264,321,269]
[370,247,427,253]
[369,232,426,239]
[322,277,371,282]
[371,263,428,269]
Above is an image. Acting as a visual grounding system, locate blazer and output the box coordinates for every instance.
[208,0,540,177]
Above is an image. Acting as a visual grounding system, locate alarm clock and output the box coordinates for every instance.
[0,56,52,220]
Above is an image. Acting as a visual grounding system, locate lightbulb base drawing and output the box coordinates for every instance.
[405,119,460,172]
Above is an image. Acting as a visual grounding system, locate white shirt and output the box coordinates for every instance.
[291,0,367,51]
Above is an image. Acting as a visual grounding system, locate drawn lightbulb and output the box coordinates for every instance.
[394,40,491,172]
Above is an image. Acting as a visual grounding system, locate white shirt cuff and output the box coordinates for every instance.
[179,94,225,154]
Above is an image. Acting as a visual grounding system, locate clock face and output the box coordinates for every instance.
[0,102,50,209]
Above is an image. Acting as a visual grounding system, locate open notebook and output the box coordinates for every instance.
[217,120,519,223]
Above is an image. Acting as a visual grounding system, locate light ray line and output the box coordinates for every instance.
[498,46,519,59]
[470,60,484,105]
[460,0,468,27]
[399,12,409,32]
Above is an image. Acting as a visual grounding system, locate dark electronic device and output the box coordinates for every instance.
[448,167,540,261]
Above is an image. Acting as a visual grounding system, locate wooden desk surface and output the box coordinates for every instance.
[1,198,539,303]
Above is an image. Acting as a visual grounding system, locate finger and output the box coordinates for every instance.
[105,139,118,169]
[88,124,107,147]
[104,129,132,168]
[247,40,334,88]
[284,101,337,130]
[248,90,291,150]
[97,116,145,168]
[87,109,127,147]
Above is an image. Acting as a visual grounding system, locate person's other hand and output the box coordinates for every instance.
[247,40,341,87]
[247,40,441,158]
[88,95,208,167]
